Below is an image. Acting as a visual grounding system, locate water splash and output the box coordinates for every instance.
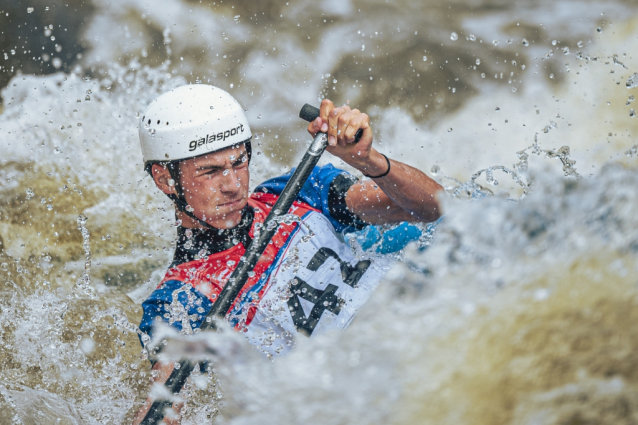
[443,131,580,200]
[75,214,96,298]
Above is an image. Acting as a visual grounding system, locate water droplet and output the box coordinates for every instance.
[430,165,440,176]
[257,114,262,120]
[522,38,529,47]
[25,188,34,200]
[485,169,498,186]
[333,79,337,84]
[597,27,603,33]
[230,83,234,88]
[552,40,557,46]
[422,55,427,61]
[234,15,240,21]
[46,204,53,211]
[562,47,570,55]
[626,73,638,89]
[0,263,8,271]
[450,32,458,41]
[468,34,476,41]
[475,58,481,65]
[52,58,62,69]
[492,40,499,46]
[227,260,236,267]
[447,128,453,132]
[577,40,584,48]
[27,7,34,13]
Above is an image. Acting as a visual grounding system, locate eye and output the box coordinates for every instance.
[233,158,248,168]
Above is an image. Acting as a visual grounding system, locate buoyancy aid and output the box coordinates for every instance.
[155,192,386,356]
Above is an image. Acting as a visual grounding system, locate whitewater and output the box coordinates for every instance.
[1,0,638,423]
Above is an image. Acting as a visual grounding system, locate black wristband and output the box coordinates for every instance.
[362,154,391,178]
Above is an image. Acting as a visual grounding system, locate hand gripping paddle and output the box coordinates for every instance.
[299,104,364,142]
[139,104,359,424]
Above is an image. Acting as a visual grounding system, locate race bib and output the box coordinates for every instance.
[242,211,387,356]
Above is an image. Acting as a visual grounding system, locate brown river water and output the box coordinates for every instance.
[1,0,638,423]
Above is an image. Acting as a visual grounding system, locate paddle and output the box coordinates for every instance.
[139,104,361,424]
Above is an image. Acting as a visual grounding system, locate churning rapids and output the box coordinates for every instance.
[1,0,638,423]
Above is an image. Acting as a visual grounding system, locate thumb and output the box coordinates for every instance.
[307,117,323,136]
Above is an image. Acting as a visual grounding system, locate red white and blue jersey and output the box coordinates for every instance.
[139,165,422,356]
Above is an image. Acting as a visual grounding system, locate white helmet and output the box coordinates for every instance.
[139,84,252,166]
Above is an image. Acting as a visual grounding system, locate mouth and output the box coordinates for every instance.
[218,198,245,209]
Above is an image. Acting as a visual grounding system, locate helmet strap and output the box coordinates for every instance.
[166,163,215,229]
[167,193,216,229]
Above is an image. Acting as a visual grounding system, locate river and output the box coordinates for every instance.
[1,0,637,423]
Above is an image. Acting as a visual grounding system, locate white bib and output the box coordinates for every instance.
[242,211,387,356]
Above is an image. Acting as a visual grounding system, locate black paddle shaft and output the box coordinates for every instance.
[140,104,340,424]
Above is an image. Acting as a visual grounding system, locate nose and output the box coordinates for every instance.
[218,167,241,194]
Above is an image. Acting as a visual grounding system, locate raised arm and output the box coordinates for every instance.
[307,99,443,225]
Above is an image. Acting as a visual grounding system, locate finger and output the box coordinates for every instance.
[344,111,367,143]
[307,117,323,136]
[328,106,341,146]
[337,110,355,146]
[329,106,350,146]
[319,99,334,124]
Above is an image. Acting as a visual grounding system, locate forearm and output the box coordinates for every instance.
[305,100,443,224]
[346,149,443,224]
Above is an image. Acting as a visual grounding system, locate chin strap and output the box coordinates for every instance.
[167,193,215,229]
[166,164,215,229]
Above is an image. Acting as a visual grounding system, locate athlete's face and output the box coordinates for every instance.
[152,146,250,229]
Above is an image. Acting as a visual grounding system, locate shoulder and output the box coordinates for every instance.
[254,164,351,195]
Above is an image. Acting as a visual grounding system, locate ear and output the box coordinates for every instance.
[151,163,178,196]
